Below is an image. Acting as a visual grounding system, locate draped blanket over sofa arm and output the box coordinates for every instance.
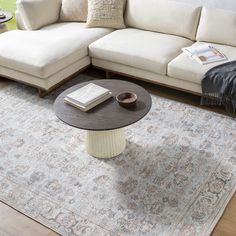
[201,61,236,116]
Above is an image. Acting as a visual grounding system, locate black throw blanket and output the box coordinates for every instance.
[201,61,236,117]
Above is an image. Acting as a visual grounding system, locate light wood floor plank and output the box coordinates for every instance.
[47,231,60,236]
[212,194,236,236]
[0,202,57,236]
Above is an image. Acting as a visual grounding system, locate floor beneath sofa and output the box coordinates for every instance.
[0,67,235,236]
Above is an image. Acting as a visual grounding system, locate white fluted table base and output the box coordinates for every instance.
[86,128,126,158]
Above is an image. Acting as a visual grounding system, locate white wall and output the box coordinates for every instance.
[171,0,236,10]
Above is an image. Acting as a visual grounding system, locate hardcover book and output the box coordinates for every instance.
[64,92,112,112]
[66,83,110,107]
[64,83,112,112]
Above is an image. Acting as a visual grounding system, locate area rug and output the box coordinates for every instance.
[0,75,235,236]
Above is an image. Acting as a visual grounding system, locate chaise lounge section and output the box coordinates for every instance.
[0,0,113,97]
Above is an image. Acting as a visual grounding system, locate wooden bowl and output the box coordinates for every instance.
[116,92,137,108]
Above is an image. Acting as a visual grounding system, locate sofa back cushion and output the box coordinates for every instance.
[60,0,88,22]
[125,0,202,40]
[17,0,61,30]
[196,7,236,47]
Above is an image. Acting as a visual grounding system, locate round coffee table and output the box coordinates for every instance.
[0,11,13,33]
[54,80,152,158]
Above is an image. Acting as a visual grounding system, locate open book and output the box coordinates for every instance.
[182,44,228,65]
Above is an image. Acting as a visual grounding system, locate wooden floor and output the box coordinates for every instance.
[0,69,235,236]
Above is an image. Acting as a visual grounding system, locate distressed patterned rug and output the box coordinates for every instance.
[0,75,235,236]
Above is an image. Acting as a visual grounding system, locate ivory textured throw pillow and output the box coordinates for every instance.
[87,0,126,29]
[60,0,88,22]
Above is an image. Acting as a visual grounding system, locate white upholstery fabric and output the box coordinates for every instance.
[92,58,202,94]
[168,42,236,84]
[89,28,193,75]
[125,0,202,40]
[196,7,236,47]
[15,10,27,30]
[16,0,61,30]
[0,23,113,78]
[171,0,236,11]
[0,57,90,90]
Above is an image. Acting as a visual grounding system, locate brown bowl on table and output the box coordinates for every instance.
[116,92,137,108]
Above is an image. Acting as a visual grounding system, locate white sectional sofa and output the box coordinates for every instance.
[0,0,236,97]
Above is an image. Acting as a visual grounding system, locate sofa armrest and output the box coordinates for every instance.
[16,0,61,30]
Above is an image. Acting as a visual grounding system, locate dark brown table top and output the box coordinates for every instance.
[54,79,152,131]
[0,11,13,24]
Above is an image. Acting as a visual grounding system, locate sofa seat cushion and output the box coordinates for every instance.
[168,42,236,84]
[0,23,113,78]
[89,28,193,75]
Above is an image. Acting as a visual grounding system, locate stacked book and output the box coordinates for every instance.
[182,44,228,65]
[64,83,112,112]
